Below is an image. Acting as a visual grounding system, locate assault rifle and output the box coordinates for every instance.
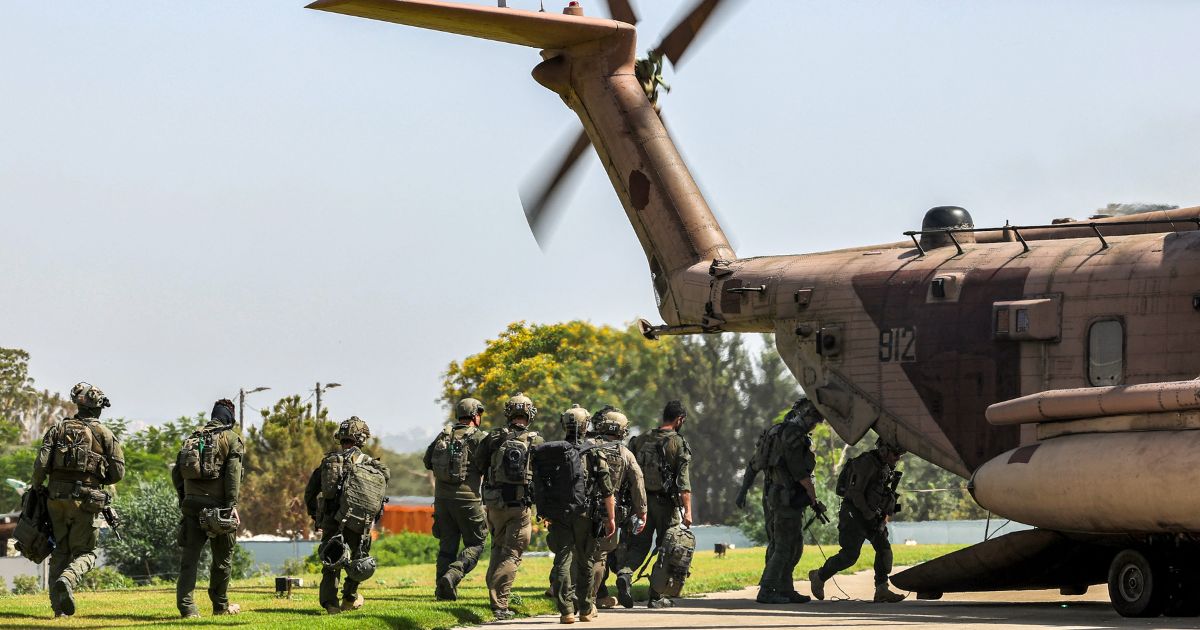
[102,505,123,541]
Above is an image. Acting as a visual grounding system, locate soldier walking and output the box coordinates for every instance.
[588,407,646,610]
[304,417,391,615]
[543,405,616,624]
[171,399,245,618]
[617,400,692,609]
[30,382,125,618]
[424,397,489,601]
[741,398,827,604]
[810,442,907,603]
[473,393,543,620]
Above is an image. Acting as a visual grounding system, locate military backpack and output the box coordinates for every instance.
[488,428,538,487]
[429,425,477,484]
[648,525,695,598]
[178,428,227,480]
[50,418,105,477]
[530,440,608,523]
[13,486,54,564]
[320,451,388,533]
[633,433,674,494]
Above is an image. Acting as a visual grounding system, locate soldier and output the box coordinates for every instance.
[423,397,489,601]
[742,398,827,604]
[617,400,692,609]
[30,382,125,618]
[171,399,245,618]
[543,405,616,624]
[588,406,647,610]
[304,417,391,615]
[472,393,544,621]
[809,442,907,603]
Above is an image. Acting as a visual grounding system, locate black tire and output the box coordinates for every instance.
[1108,549,1167,618]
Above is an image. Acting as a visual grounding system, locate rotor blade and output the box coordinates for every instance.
[654,0,726,67]
[520,129,593,248]
[604,0,638,25]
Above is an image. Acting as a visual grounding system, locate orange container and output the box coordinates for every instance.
[379,502,434,535]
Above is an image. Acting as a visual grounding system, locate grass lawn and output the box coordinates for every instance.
[0,544,962,629]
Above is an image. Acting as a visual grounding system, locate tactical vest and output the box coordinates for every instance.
[429,425,477,484]
[48,418,107,484]
[319,450,388,531]
[632,432,673,494]
[488,428,538,487]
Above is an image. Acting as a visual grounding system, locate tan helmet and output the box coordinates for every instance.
[70,382,111,410]
[334,416,371,447]
[455,398,484,421]
[560,404,591,434]
[503,393,537,421]
[592,405,630,438]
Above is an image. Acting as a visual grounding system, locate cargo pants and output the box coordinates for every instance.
[434,497,487,583]
[758,504,806,593]
[549,515,599,616]
[815,504,893,587]
[617,494,679,597]
[485,504,531,612]
[177,510,236,615]
[320,526,369,609]
[47,499,98,597]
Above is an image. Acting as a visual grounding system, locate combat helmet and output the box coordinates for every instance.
[334,416,371,447]
[785,396,822,431]
[503,393,537,422]
[345,554,377,582]
[592,405,630,438]
[455,397,484,421]
[560,404,591,436]
[199,507,239,537]
[70,382,111,410]
[319,534,350,569]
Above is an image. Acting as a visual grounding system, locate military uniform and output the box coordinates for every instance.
[590,434,646,606]
[423,408,488,599]
[755,419,817,601]
[303,417,391,614]
[618,426,690,605]
[473,395,543,618]
[30,383,125,617]
[546,436,613,621]
[811,447,904,602]
[171,401,245,617]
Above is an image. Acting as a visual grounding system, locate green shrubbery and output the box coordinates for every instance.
[11,575,40,595]
[374,532,440,566]
[79,566,135,591]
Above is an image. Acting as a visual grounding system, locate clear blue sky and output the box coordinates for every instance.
[2,1,1197,443]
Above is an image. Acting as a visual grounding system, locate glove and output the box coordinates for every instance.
[735,489,749,510]
[814,501,828,516]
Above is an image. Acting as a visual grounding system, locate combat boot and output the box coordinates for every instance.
[755,588,792,604]
[579,604,597,622]
[180,606,200,619]
[615,573,633,609]
[436,570,460,601]
[808,569,825,601]
[873,584,906,603]
[341,593,364,611]
[559,612,576,624]
[785,591,811,604]
[596,595,617,609]
[52,577,75,617]
[494,608,516,620]
[215,603,241,615]
[325,604,342,615]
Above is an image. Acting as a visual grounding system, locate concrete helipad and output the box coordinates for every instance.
[476,569,1200,629]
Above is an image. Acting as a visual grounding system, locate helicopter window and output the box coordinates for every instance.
[1087,319,1124,386]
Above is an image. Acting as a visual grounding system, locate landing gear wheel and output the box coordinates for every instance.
[1108,549,1166,618]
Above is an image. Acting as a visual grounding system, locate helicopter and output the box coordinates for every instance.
[308,0,1200,618]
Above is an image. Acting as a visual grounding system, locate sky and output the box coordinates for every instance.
[2,1,1198,448]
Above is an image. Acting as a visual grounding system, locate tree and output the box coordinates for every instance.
[0,347,73,444]
[441,321,675,433]
[240,396,336,537]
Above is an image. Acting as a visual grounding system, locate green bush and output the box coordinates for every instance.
[281,556,317,576]
[12,575,40,595]
[78,566,134,591]
[373,532,439,567]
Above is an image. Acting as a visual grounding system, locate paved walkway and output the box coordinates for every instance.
[474,569,1200,630]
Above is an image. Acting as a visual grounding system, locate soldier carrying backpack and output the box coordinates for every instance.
[423,397,489,601]
[30,382,125,619]
[587,407,647,610]
[304,417,390,615]
[617,400,693,610]
[171,398,245,618]
[471,393,543,621]
[532,404,616,624]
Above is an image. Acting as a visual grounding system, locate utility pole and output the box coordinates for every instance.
[315,382,341,421]
[238,386,270,431]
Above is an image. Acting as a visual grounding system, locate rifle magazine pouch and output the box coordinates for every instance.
[78,488,110,514]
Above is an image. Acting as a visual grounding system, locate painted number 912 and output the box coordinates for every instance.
[879,326,917,363]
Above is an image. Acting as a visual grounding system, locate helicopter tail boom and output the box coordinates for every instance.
[308,0,736,327]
